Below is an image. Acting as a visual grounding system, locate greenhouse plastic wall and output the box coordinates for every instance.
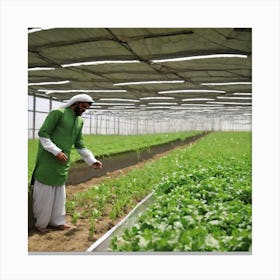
[28,95,251,139]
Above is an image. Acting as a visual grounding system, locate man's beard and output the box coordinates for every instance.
[74,104,83,116]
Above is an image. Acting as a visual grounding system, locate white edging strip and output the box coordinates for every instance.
[86,191,155,252]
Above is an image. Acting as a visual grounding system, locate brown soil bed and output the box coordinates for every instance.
[28,133,209,253]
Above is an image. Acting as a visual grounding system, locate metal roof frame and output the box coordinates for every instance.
[28,28,252,119]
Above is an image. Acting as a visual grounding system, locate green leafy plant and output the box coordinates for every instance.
[28,131,202,184]
[88,209,101,241]
[71,211,80,225]
[110,132,252,252]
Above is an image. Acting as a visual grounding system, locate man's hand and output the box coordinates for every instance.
[92,160,102,169]
[56,151,68,162]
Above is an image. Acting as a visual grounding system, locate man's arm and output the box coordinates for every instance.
[38,110,68,162]
[74,122,102,169]
[39,137,61,156]
[76,148,102,169]
[39,137,68,162]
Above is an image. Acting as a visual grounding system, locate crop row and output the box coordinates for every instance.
[110,132,252,252]
[65,132,209,240]
[65,132,251,247]
[28,131,202,183]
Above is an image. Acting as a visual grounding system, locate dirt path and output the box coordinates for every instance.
[28,136,205,253]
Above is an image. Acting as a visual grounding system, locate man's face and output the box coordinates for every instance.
[75,102,90,116]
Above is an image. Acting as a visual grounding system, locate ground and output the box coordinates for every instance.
[28,140,200,253]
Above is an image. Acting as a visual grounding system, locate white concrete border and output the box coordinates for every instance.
[86,191,155,252]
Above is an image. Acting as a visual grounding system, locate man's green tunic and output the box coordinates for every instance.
[34,108,86,186]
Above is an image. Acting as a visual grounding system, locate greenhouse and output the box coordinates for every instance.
[28,28,252,253]
[28,28,251,138]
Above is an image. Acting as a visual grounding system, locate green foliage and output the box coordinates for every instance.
[71,211,80,225]
[110,132,252,252]
[28,140,39,182]
[28,131,202,184]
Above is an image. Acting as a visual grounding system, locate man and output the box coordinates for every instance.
[32,94,102,233]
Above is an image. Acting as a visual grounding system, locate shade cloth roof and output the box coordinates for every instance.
[28,28,251,118]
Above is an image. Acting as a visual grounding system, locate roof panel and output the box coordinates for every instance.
[28,68,109,82]
[28,28,114,49]
[102,72,180,82]
[28,52,52,68]
[76,62,156,74]
[28,28,252,116]
[37,40,135,65]
[109,28,195,40]
[159,56,252,71]
[127,29,251,60]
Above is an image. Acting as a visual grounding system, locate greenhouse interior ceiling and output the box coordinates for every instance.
[28,27,252,123]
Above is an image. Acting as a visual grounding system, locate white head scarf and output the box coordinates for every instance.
[61,94,94,108]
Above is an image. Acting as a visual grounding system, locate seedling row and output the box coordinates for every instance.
[28,131,202,183]
[65,132,251,252]
[110,132,252,252]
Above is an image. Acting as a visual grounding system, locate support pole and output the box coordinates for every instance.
[32,94,36,139]
[49,96,53,111]
[96,114,98,134]
[89,111,92,134]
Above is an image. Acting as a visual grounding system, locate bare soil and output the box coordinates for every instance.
[28,138,203,253]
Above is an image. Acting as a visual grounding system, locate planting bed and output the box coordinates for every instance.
[28,132,207,252]
[67,131,208,185]
[28,132,251,253]
[109,132,252,252]
[28,131,202,184]
[87,192,155,252]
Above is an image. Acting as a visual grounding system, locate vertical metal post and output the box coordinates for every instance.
[117,116,120,135]
[32,94,36,139]
[100,115,103,134]
[96,114,98,134]
[114,116,116,135]
[49,96,53,111]
[89,111,92,134]
[145,119,147,134]
[106,113,108,135]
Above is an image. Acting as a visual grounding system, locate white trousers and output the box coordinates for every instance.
[33,180,66,228]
